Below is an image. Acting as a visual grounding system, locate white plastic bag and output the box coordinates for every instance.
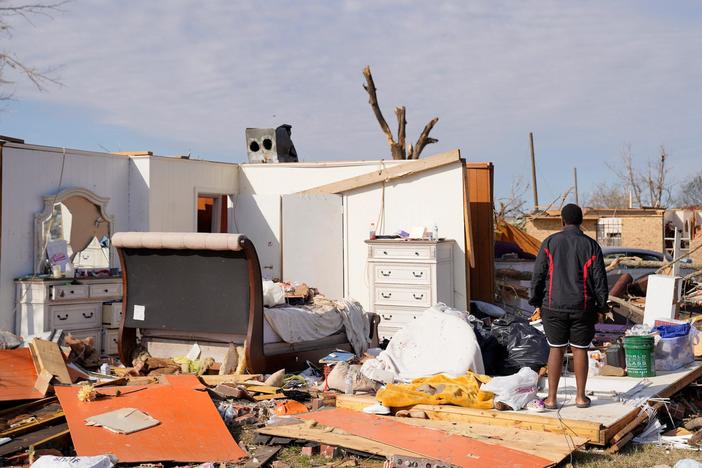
[262,280,286,307]
[482,367,539,410]
[31,455,116,468]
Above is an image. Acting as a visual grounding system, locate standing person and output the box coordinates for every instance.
[529,204,608,409]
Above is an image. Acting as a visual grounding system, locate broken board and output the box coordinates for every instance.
[298,408,552,467]
[55,374,245,463]
[0,348,48,401]
[29,338,71,384]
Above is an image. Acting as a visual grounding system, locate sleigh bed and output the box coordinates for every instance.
[112,232,379,373]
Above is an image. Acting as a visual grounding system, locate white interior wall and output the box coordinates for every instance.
[0,144,130,331]
[238,161,468,311]
[146,156,239,232]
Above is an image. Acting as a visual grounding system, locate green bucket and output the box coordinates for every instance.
[624,335,656,378]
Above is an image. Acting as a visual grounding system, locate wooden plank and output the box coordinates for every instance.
[253,393,285,401]
[30,339,71,384]
[461,165,474,310]
[258,423,422,457]
[466,163,495,302]
[297,149,461,195]
[298,408,553,467]
[395,417,586,465]
[33,369,53,395]
[0,422,68,456]
[335,394,603,444]
[245,385,281,394]
[0,412,65,439]
[199,374,262,386]
[243,445,281,468]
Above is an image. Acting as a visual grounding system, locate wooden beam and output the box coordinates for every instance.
[199,374,262,386]
[112,151,153,156]
[298,149,462,195]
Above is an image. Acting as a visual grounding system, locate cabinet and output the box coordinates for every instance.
[366,240,454,341]
[15,277,123,354]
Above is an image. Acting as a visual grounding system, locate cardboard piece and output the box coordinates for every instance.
[85,408,160,434]
[643,275,682,325]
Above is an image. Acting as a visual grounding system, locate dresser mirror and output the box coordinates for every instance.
[35,188,114,274]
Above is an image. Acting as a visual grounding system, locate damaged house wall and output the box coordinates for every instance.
[238,160,468,311]
[0,143,130,331]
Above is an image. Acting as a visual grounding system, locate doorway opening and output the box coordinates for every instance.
[197,194,229,233]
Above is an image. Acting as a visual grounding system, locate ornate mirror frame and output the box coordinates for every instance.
[34,187,115,274]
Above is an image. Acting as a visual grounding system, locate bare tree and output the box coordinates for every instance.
[606,144,671,208]
[496,177,529,226]
[678,171,702,207]
[362,66,439,160]
[587,182,630,208]
[0,1,65,101]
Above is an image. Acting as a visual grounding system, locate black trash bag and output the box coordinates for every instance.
[490,317,549,376]
[469,318,506,376]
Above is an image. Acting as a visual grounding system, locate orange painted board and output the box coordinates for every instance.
[299,408,552,468]
[55,374,245,463]
[0,348,46,401]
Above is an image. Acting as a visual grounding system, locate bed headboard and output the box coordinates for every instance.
[112,232,264,366]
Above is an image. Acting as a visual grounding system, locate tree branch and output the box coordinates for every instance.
[362,65,400,158]
[412,117,439,159]
[395,106,406,160]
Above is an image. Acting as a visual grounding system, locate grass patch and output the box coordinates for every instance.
[564,444,702,467]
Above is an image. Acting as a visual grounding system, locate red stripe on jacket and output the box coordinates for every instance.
[582,255,597,310]
[544,248,554,307]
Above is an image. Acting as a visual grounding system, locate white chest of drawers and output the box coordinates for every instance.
[366,240,454,341]
[15,277,123,354]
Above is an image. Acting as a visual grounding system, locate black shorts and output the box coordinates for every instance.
[541,308,596,349]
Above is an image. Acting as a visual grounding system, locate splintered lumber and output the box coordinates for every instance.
[258,422,422,458]
[0,422,69,457]
[199,374,262,386]
[245,385,280,395]
[335,394,604,444]
[253,393,285,401]
[608,295,644,323]
[29,338,71,384]
[297,149,461,195]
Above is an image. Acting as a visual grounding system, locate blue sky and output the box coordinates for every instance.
[2,0,701,205]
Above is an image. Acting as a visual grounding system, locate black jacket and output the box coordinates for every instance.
[529,225,609,313]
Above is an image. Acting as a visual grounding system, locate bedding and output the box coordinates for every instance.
[263,297,370,355]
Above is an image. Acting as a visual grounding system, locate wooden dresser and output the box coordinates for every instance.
[15,277,123,353]
[366,239,454,341]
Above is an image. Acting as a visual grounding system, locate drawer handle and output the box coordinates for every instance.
[414,251,420,256]
[380,292,392,299]
[381,314,393,320]
[382,250,388,255]
[380,270,391,277]
[412,271,424,278]
[82,312,94,319]
[59,290,65,298]
[56,313,68,321]
[412,293,424,300]
[104,289,109,293]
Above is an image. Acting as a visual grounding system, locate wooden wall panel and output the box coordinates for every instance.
[466,163,495,303]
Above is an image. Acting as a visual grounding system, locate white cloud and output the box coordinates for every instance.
[5,0,702,200]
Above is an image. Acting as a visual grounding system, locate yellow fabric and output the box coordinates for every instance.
[495,219,541,257]
[376,372,494,409]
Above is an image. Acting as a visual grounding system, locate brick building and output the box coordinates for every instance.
[525,208,666,252]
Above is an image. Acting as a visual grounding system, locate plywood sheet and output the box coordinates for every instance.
[55,374,244,463]
[0,348,46,401]
[282,194,343,297]
[299,408,552,468]
[30,339,71,384]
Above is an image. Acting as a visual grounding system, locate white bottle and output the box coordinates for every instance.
[432,223,439,241]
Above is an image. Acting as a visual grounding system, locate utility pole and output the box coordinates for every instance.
[529,132,539,211]
[573,167,579,205]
